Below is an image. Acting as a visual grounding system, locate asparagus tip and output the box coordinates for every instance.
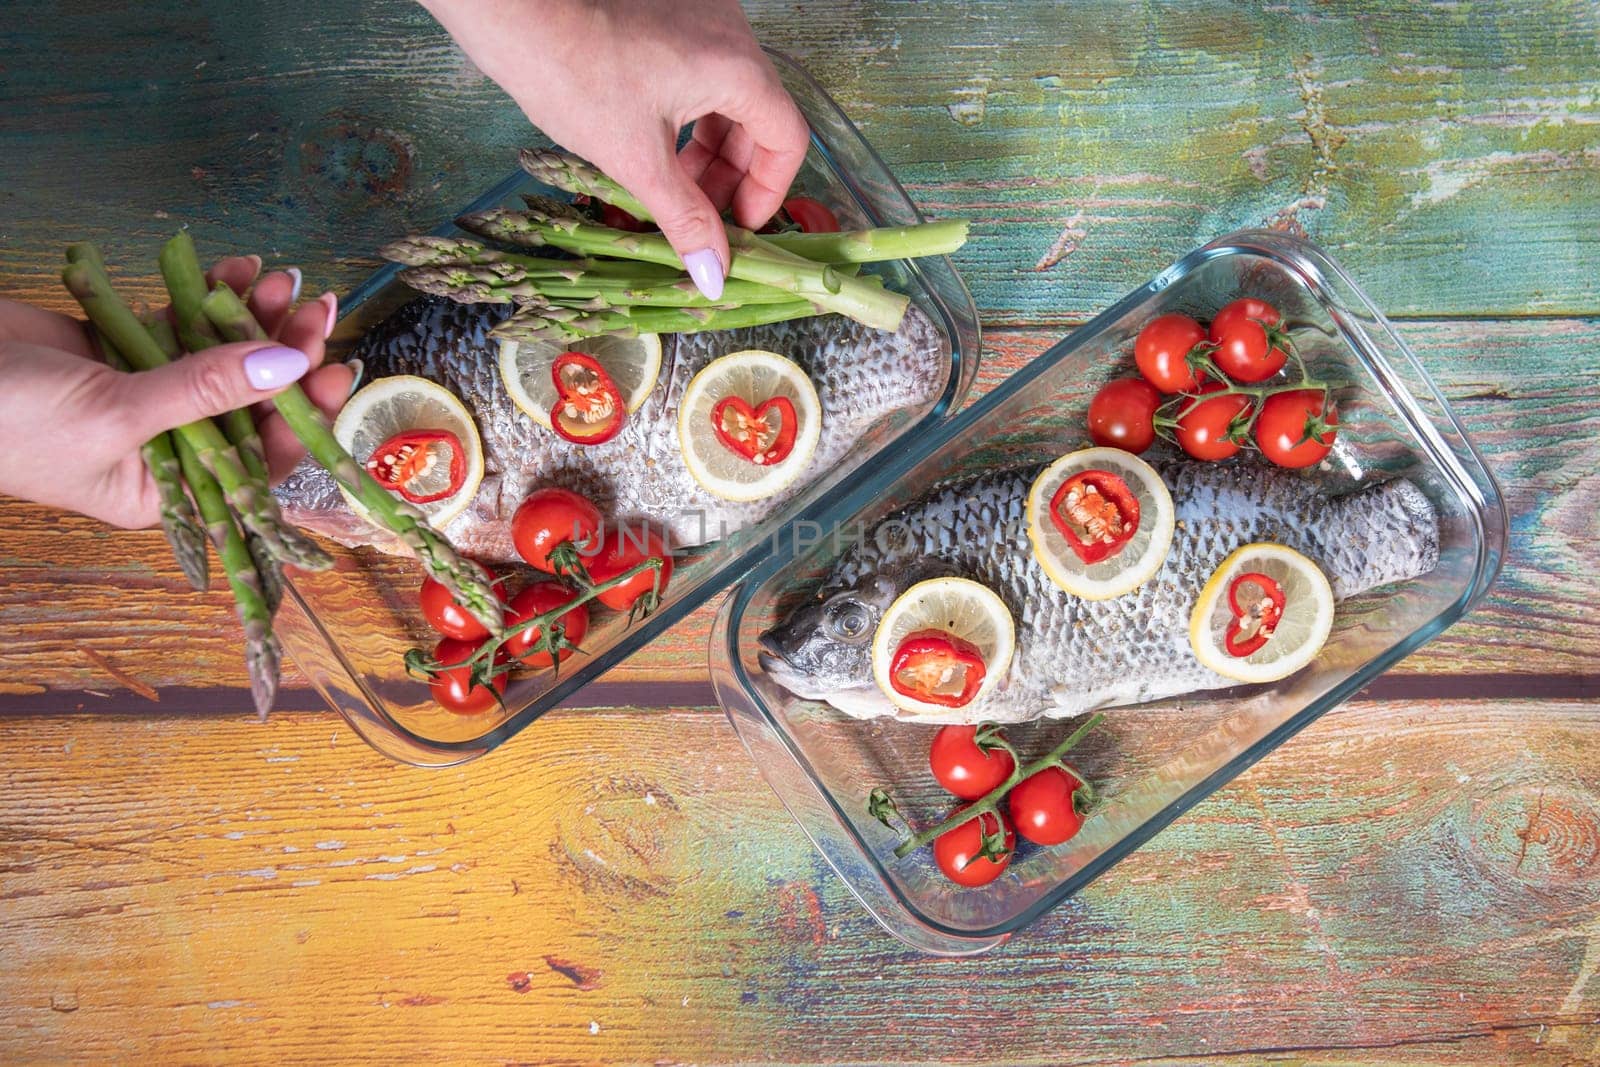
[246,631,282,720]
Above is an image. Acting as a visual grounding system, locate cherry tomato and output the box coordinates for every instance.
[1134,313,1208,394]
[1049,469,1141,565]
[1256,389,1338,468]
[512,487,602,576]
[781,196,840,233]
[1210,297,1281,338]
[932,808,1015,887]
[712,395,798,465]
[1224,571,1286,657]
[419,571,506,642]
[365,429,467,504]
[1086,378,1162,454]
[1008,766,1086,846]
[1175,385,1252,461]
[1209,311,1288,383]
[587,522,673,613]
[502,582,591,669]
[428,637,507,715]
[549,353,626,445]
[929,725,1016,801]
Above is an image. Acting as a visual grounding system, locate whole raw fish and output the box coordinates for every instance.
[759,460,1440,722]
[275,295,950,559]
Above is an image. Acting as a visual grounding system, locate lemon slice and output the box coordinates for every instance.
[871,577,1016,716]
[677,349,821,502]
[1026,447,1175,601]
[1189,542,1335,684]
[332,375,484,527]
[499,333,662,427]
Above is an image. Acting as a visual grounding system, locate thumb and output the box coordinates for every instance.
[617,139,731,301]
[122,341,311,441]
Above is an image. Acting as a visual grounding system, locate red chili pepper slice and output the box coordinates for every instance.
[890,629,987,708]
[1224,571,1287,657]
[364,429,466,504]
[1048,469,1141,565]
[710,395,798,466]
[549,352,626,445]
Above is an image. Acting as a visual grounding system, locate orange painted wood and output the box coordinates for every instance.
[0,702,1596,1064]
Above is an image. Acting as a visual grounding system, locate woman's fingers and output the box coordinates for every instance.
[684,125,753,216]
[206,254,263,297]
[610,127,732,300]
[249,270,301,338]
[278,292,336,368]
[710,66,811,230]
[681,115,745,214]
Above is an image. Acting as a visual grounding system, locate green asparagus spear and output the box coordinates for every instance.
[764,220,969,263]
[158,231,225,352]
[379,234,682,282]
[398,264,801,309]
[518,147,652,221]
[159,234,271,480]
[143,313,284,614]
[456,207,909,332]
[198,283,504,636]
[171,432,281,718]
[98,338,210,591]
[61,246,333,572]
[491,298,822,344]
[515,147,969,264]
[112,318,278,713]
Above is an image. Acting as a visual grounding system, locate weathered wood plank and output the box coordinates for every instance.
[0,1,1595,327]
[1,315,1592,704]
[0,701,1594,1063]
[747,0,1600,321]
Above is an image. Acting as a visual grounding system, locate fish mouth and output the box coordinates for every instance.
[756,629,787,664]
[757,645,827,700]
[756,634,832,701]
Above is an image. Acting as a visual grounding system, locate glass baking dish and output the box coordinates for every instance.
[710,230,1507,955]
[272,51,981,766]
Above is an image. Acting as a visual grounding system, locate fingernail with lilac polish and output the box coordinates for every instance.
[683,248,725,301]
[286,267,303,303]
[244,345,310,390]
[319,292,339,338]
[243,254,264,279]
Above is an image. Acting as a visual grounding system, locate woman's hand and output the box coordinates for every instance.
[420,0,810,299]
[0,256,354,529]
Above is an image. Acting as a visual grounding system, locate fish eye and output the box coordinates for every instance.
[823,598,872,642]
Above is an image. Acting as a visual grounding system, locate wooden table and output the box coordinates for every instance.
[3,2,1597,1062]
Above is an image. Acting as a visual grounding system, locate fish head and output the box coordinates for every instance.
[757,560,956,705]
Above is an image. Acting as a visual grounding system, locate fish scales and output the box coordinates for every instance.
[759,460,1440,723]
[275,295,949,559]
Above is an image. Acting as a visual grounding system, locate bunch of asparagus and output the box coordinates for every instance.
[61,235,504,717]
[380,148,968,344]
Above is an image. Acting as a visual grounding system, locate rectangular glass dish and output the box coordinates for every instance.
[709,230,1507,955]
[273,52,981,766]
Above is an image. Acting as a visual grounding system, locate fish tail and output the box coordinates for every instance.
[1327,478,1440,597]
